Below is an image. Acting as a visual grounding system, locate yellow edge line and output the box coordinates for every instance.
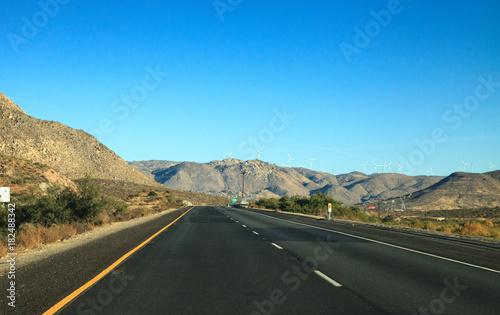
[43,206,195,315]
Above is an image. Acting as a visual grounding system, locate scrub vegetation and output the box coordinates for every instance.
[254,194,500,240]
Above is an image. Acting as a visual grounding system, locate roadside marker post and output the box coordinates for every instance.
[0,187,10,204]
[328,203,332,220]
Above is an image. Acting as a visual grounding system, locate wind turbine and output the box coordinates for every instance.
[397,163,404,174]
[489,161,496,171]
[471,162,475,173]
[287,153,294,168]
[461,160,469,172]
[307,157,316,169]
[360,163,367,173]
[298,163,306,168]
[385,162,392,173]
[256,149,264,160]
[373,162,384,173]
[426,167,433,176]
[224,152,233,159]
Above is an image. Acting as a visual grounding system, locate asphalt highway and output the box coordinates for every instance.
[56,206,500,314]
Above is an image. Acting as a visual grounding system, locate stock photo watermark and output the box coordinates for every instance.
[7,0,70,53]
[412,277,467,315]
[237,107,295,160]
[213,0,243,21]
[250,234,340,315]
[2,201,17,308]
[398,74,499,174]
[89,64,168,142]
[340,0,405,64]
[76,270,135,315]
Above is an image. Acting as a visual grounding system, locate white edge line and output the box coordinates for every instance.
[272,243,283,250]
[315,270,342,287]
[245,210,500,274]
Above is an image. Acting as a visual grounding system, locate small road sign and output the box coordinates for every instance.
[0,187,10,203]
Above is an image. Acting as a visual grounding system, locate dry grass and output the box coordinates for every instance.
[0,242,8,257]
[384,218,500,239]
[95,212,111,226]
[59,224,77,239]
[14,223,81,252]
[17,223,42,250]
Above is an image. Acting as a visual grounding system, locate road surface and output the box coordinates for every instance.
[53,206,499,314]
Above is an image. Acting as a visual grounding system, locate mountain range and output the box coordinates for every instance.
[2,92,499,211]
[129,159,500,210]
[128,159,441,203]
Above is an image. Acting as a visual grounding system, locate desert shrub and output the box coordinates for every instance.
[94,212,111,226]
[71,175,107,221]
[11,177,25,185]
[8,176,115,228]
[256,198,279,210]
[269,193,376,221]
[113,200,129,215]
[16,186,75,226]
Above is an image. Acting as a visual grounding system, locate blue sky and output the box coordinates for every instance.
[1,0,499,176]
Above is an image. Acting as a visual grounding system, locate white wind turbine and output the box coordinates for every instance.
[224,152,233,159]
[298,163,306,168]
[426,167,433,176]
[461,160,469,172]
[287,153,294,168]
[256,149,264,160]
[489,161,496,171]
[360,163,367,173]
[471,162,475,173]
[373,162,384,173]
[307,157,316,169]
[385,162,392,173]
[397,163,404,174]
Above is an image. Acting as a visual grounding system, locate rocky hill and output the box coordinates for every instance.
[403,171,500,210]
[128,160,181,180]
[0,154,76,201]
[0,93,158,186]
[130,158,443,205]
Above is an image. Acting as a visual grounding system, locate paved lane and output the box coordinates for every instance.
[222,207,500,314]
[58,207,380,314]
